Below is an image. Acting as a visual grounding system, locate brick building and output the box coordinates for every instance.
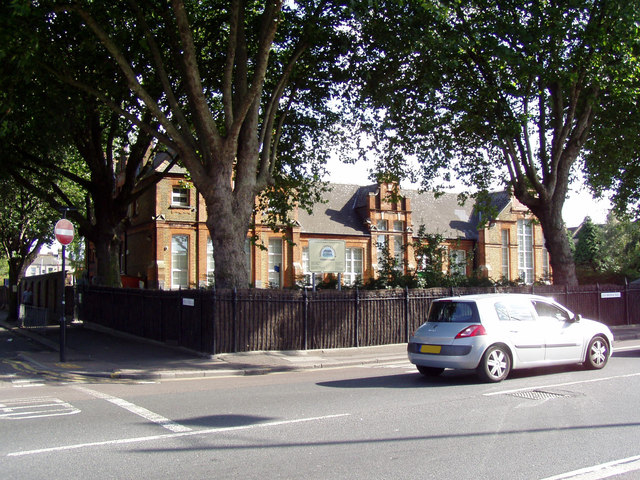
[121,164,550,289]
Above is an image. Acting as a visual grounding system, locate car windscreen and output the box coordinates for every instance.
[427,301,479,323]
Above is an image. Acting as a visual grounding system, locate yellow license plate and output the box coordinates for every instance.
[420,345,442,354]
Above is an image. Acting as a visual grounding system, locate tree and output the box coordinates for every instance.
[0,177,57,320]
[600,215,640,281]
[584,97,640,220]
[2,3,182,287]
[573,217,602,272]
[352,0,640,285]
[12,0,354,289]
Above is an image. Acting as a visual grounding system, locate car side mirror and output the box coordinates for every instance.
[572,314,582,323]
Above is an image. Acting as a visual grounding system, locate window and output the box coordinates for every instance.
[393,235,404,270]
[377,219,388,231]
[171,235,189,289]
[268,238,283,288]
[302,247,312,287]
[542,246,550,279]
[207,237,215,284]
[428,301,479,323]
[172,187,189,207]
[533,301,570,322]
[501,229,510,279]
[450,249,466,276]
[392,220,404,232]
[494,300,534,322]
[517,219,534,284]
[376,234,388,266]
[344,248,363,286]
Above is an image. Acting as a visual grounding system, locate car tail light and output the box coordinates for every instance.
[455,324,486,338]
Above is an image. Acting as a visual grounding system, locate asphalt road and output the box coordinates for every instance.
[1,340,640,480]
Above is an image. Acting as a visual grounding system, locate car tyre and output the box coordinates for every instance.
[477,345,511,382]
[417,366,444,377]
[584,335,609,370]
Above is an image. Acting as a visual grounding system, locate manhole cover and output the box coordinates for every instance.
[509,389,575,400]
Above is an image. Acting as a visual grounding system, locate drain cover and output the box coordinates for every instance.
[509,389,574,400]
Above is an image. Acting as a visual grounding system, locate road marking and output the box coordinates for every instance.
[0,397,80,420]
[483,372,640,397]
[72,385,191,433]
[11,379,44,388]
[7,413,351,457]
[540,454,640,479]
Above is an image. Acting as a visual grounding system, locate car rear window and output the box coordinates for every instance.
[427,301,479,323]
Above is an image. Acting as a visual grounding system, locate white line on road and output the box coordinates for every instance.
[539,454,640,479]
[7,413,351,457]
[72,385,191,433]
[483,372,640,397]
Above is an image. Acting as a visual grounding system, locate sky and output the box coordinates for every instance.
[322,157,612,229]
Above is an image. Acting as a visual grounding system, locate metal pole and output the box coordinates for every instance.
[60,245,66,362]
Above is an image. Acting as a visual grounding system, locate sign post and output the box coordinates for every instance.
[55,216,74,362]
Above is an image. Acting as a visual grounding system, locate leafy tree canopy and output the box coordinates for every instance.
[349,0,640,285]
[3,0,359,289]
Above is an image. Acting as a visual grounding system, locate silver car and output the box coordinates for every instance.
[408,294,614,382]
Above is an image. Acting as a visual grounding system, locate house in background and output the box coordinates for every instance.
[120,162,550,289]
[26,252,62,277]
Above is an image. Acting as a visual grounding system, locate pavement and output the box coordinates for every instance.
[1,309,640,381]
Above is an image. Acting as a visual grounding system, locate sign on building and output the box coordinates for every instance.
[308,239,346,273]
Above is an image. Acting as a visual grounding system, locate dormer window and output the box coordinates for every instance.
[172,187,189,207]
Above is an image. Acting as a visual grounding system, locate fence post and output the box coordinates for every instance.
[404,287,410,343]
[596,283,601,321]
[355,289,360,348]
[303,288,308,350]
[625,278,630,326]
[211,288,217,355]
[233,288,238,353]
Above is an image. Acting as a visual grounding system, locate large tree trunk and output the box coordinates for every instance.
[527,199,579,286]
[92,233,122,287]
[201,155,257,290]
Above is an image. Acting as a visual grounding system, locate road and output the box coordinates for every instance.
[1,337,640,480]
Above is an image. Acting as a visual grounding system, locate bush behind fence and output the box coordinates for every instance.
[77,284,640,355]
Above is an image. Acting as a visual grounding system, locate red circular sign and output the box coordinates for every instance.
[55,218,74,245]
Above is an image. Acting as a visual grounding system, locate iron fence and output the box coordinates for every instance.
[76,283,640,355]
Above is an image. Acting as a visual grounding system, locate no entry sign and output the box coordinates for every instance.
[54,218,74,245]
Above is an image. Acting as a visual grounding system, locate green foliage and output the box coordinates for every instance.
[573,217,603,271]
[349,0,640,285]
[600,215,640,281]
[0,176,58,285]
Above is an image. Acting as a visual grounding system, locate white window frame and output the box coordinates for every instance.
[450,249,467,276]
[501,229,510,279]
[171,234,189,289]
[517,220,534,284]
[268,238,283,288]
[301,247,312,287]
[206,237,215,284]
[344,247,363,286]
[171,187,189,207]
[393,234,404,271]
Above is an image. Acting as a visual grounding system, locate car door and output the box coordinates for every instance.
[494,299,545,364]
[532,300,584,362]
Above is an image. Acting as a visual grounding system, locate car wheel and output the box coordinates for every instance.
[584,336,609,369]
[477,345,511,382]
[417,366,444,377]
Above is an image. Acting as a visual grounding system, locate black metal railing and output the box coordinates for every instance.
[76,283,640,355]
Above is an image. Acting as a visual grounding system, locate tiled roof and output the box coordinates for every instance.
[298,184,370,236]
[298,183,499,240]
[401,188,478,239]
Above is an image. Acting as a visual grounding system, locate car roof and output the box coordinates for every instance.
[434,293,555,304]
